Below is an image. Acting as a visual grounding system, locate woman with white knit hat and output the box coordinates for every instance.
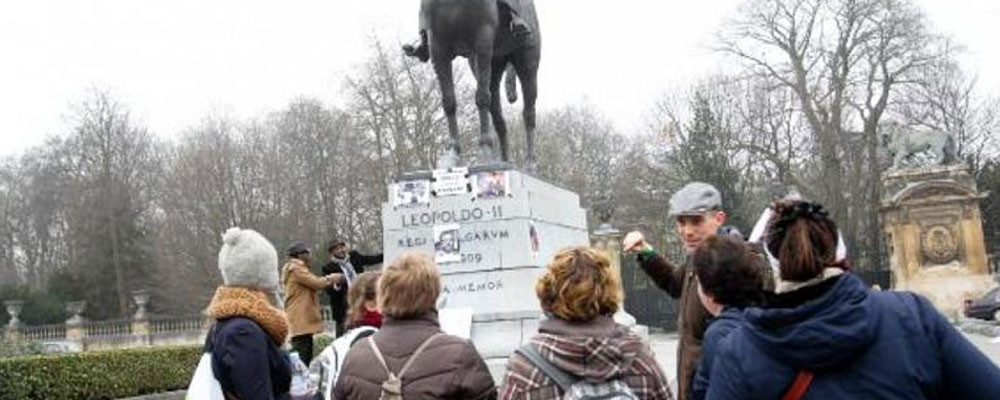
[205,227,292,400]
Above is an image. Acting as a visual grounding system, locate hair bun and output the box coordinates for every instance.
[222,227,242,246]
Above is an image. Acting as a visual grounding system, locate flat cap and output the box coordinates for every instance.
[668,182,722,216]
[286,241,310,257]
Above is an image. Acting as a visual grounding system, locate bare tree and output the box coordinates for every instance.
[718,0,950,271]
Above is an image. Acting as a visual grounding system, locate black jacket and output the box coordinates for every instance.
[321,250,383,322]
[210,317,291,400]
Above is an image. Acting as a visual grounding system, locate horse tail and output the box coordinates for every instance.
[505,64,518,103]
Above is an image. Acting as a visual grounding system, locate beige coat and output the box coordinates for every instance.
[281,258,329,336]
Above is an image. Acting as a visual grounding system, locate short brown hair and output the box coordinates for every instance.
[693,236,763,307]
[378,252,441,319]
[535,247,622,322]
[346,271,380,329]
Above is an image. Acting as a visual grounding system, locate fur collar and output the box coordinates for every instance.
[208,286,289,345]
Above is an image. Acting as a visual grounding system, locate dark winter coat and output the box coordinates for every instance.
[499,315,673,400]
[691,308,741,400]
[637,252,711,400]
[210,317,292,400]
[321,251,383,323]
[706,273,1000,400]
[332,311,496,400]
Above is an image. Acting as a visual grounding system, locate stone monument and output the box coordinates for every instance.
[881,163,993,318]
[382,165,588,378]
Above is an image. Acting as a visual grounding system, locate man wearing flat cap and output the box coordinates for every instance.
[622,182,726,400]
[321,239,383,336]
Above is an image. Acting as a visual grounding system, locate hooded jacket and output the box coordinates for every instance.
[207,286,292,400]
[499,315,673,400]
[691,308,741,400]
[706,273,1000,400]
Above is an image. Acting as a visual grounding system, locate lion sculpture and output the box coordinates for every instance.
[881,123,956,169]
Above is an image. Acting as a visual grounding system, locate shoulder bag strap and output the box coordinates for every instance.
[514,343,578,391]
[780,371,814,400]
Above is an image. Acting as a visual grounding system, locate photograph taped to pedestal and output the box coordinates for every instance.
[529,221,540,259]
[473,171,509,199]
[432,167,469,197]
[434,223,461,263]
[391,180,431,208]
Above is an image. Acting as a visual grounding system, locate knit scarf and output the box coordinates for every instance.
[330,255,357,285]
[207,286,290,345]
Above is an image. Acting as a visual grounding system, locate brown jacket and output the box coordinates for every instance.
[333,311,497,400]
[638,253,710,400]
[281,258,329,336]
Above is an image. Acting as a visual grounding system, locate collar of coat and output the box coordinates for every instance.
[208,286,290,345]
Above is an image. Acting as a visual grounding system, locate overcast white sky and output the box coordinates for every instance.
[1,0,997,156]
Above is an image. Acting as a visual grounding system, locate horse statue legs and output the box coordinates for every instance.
[427,32,499,167]
[489,51,539,172]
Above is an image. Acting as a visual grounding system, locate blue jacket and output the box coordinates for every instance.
[707,274,1000,400]
[691,308,742,400]
[210,317,292,400]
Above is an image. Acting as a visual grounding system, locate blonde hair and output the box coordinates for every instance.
[535,247,622,322]
[346,271,381,329]
[378,252,441,319]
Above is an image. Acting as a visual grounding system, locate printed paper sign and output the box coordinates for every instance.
[473,171,509,199]
[438,307,474,339]
[434,224,461,263]
[432,167,469,197]
[391,180,431,207]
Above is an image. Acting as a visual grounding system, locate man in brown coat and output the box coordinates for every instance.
[282,241,341,365]
[623,182,725,400]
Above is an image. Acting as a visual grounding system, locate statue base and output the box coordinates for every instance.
[881,164,994,318]
[382,166,590,379]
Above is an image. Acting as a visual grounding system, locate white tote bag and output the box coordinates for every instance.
[186,352,225,400]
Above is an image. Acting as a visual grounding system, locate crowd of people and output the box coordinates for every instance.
[199,180,1000,400]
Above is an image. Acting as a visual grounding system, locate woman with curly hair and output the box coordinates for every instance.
[499,246,673,400]
[705,200,1000,399]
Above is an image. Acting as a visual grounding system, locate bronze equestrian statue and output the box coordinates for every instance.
[403,0,541,171]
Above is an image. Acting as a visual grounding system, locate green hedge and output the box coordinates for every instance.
[0,346,201,400]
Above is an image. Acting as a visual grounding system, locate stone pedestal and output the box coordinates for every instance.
[383,166,589,379]
[881,164,995,318]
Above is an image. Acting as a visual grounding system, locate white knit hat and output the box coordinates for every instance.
[218,227,282,305]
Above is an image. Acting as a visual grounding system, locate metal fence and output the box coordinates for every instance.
[621,255,679,331]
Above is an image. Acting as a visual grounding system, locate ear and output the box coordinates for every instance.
[715,210,727,225]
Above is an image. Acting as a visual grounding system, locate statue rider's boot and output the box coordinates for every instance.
[510,16,531,42]
[402,31,430,62]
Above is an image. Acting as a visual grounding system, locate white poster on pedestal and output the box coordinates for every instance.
[432,167,469,197]
[473,171,509,199]
[434,224,461,263]
[438,307,474,339]
[391,180,431,207]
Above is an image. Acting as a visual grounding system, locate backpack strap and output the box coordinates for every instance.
[780,371,814,400]
[398,333,444,379]
[514,343,579,391]
[366,333,445,380]
[366,336,393,378]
